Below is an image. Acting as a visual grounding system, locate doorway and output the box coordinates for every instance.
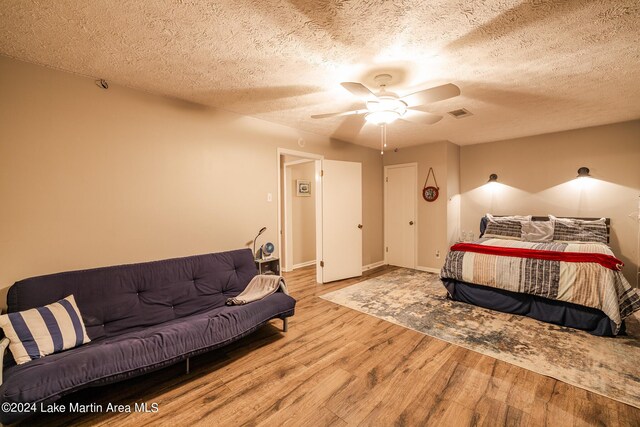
[278,148,323,283]
[277,149,363,284]
[283,158,317,272]
[384,163,417,269]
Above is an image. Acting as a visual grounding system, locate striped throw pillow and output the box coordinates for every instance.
[0,295,90,365]
[549,215,608,244]
[483,214,532,240]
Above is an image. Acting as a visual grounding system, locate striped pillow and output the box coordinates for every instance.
[0,295,90,365]
[549,215,608,244]
[483,214,532,240]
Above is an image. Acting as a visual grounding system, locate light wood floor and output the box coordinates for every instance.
[22,265,640,426]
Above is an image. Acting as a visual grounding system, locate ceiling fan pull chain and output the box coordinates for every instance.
[380,124,388,155]
[383,124,388,148]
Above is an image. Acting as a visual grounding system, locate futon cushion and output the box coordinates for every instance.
[0,292,295,422]
[7,249,258,341]
[0,295,90,365]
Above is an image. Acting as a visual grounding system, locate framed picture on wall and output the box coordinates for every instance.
[296,180,311,196]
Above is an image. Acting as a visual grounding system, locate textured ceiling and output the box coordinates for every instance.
[1,0,639,148]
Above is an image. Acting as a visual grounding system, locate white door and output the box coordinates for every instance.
[385,164,416,269]
[322,160,362,282]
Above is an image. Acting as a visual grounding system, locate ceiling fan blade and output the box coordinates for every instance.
[403,83,461,107]
[341,82,377,99]
[331,114,366,142]
[311,109,367,119]
[401,110,443,125]
[407,105,435,113]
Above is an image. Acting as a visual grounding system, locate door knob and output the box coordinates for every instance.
[358,224,363,229]
[409,221,414,225]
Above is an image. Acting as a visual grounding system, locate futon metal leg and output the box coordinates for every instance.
[283,318,288,332]
[186,357,190,375]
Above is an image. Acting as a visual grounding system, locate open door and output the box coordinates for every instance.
[321,160,362,282]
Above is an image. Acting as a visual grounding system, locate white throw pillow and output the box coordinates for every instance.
[521,221,554,242]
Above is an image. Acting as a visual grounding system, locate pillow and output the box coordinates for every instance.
[486,214,531,222]
[522,220,554,242]
[549,215,608,244]
[0,295,90,365]
[483,214,532,240]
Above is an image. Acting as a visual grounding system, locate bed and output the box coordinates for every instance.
[440,215,640,336]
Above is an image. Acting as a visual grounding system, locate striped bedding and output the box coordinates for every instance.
[441,238,640,334]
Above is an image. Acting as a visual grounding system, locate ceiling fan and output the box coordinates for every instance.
[311,74,460,153]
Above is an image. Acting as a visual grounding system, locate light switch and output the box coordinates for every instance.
[267,193,272,202]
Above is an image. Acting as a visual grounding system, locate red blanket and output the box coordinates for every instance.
[450,243,624,271]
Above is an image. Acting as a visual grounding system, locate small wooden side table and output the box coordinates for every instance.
[255,257,280,275]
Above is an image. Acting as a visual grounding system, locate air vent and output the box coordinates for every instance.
[448,108,472,119]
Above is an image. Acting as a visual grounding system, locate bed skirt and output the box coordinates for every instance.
[441,278,623,337]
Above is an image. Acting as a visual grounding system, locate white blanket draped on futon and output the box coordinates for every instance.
[226,274,287,305]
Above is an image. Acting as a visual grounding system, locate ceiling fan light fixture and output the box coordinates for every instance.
[365,110,401,125]
[366,98,406,112]
[364,97,406,125]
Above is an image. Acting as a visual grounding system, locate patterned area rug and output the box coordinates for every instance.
[320,268,640,409]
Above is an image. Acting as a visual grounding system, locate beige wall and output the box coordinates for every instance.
[0,56,384,310]
[2,53,636,311]
[446,142,461,248]
[383,141,459,270]
[459,121,640,286]
[289,162,316,266]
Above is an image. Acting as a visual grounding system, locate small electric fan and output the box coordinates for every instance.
[259,242,275,259]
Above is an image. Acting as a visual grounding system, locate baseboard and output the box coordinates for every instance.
[293,260,316,270]
[362,261,385,272]
[291,260,388,272]
[416,265,441,274]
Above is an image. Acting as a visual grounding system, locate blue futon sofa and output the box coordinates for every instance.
[0,248,295,424]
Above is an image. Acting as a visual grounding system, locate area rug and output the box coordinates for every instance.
[320,268,640,409]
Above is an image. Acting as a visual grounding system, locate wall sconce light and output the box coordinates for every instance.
[487,174,498,183]
[577,167,590,178]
